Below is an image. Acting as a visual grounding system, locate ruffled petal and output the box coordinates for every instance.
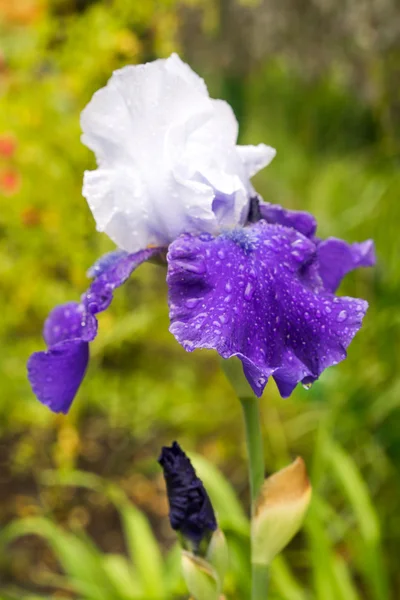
[82,54,276,252]
[167,221,368,398]
[316,237,376,292]
[28,248,162,412]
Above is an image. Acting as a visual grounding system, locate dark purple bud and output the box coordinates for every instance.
[158,442,217,552]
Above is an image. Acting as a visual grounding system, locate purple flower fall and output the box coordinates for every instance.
[158,441,217,549]
[27,55,375,413]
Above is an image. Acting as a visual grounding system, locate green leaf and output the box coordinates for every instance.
[189,454,249,534]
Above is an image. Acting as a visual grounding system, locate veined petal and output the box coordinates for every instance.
[317,237,375,292]
[167,221,368,397]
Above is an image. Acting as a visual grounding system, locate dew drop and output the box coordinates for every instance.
[244,282,255,300]
[325,305,332,313]
[217,249,225,259]
[302,382,313,390]
[225,282,232,292]
[224,295,232,303]
[291,250,303,261]
[185,298,199,309]
[337,310,347,322]
[304,312,310,321]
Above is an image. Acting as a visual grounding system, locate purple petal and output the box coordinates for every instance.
[167,221,368,397]
[84,247,162,314]
[43,302,97,346]
[317,238,376,292]
[259,201,317,238]
[28,247,163,413]
[27,340,89,414]
[86,250,128,279]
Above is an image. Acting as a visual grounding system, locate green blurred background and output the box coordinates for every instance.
[0,0,399,598]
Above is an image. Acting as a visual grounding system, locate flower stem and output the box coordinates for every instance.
[221,357,269,599]
[239,397,269,600]
[239,397,265,512]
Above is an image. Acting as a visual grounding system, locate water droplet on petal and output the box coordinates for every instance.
[302,382,313,390]
[185,298,199,309]
[325,305,332,313]
[217,249,225,259]
[225,282,232,292]
[304,312,310,321]
[337,310,347,322]
[244,282,255,300]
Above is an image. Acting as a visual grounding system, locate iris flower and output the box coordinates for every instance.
[27,54,375,413]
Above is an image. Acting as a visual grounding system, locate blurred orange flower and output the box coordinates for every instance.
[0,134,16,158]
[0,0,46,25]
[0,168,20,195]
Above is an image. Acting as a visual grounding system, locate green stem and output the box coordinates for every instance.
[239,397,265,514]
[252,563,270,600]
[240,397,269,600]
[221,358,269,599]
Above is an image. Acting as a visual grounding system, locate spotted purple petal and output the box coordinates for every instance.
[316,237,375,293]
[28,247,163,413]
[167,221,368,397]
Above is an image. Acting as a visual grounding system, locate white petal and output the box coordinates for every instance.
[81,54,276,251]
[237,144,276,178]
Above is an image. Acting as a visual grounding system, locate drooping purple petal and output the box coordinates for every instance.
[86,250,128,279]
[84,247,161,314]
[28,247,163,413]
[258,200,317,238]
[43,301,97,346]
[316,237,376,292]
[27,340,89,414]
[28,302,95,414]
[167,221,368,397]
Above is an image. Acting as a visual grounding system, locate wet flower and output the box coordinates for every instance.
[158,441,217,551]
[27,54,375,413]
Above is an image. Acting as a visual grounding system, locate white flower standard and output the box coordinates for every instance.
[81,53,276,252]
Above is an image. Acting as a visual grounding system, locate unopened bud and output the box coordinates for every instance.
[252,457,311,565]
[206,528,229,584]
[181,550,220,600]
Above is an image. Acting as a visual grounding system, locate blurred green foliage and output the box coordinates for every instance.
[0,0,399,598]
